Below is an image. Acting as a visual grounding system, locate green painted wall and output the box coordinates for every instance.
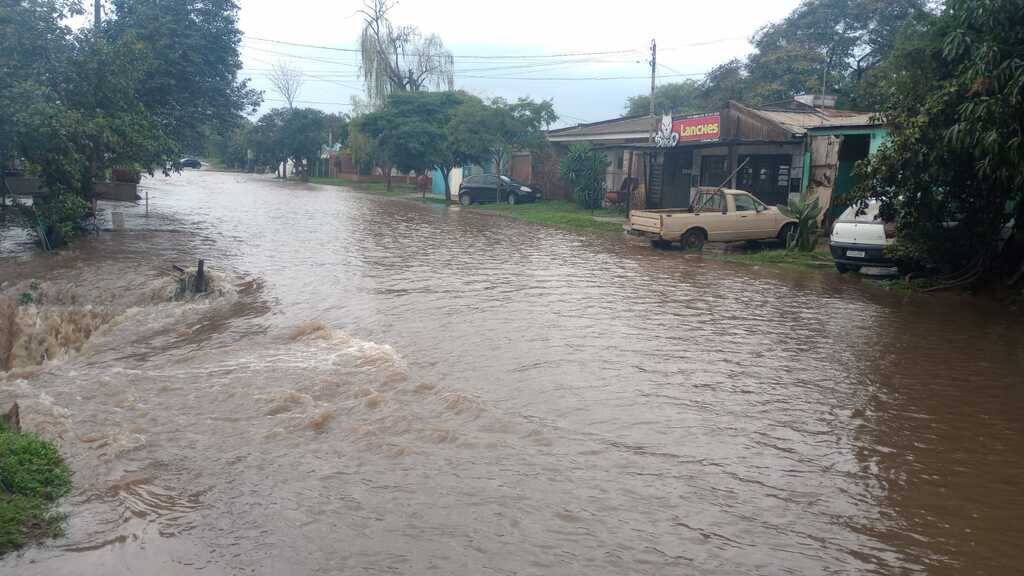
[801,127,889,198]
[801,151,811,194]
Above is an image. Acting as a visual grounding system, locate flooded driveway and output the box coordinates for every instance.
[1,171,1022,575]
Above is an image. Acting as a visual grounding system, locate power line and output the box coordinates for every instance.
[457,72,707,81]
[245,35,641,60]
[658,62,684,75]
[661,36,746,50]
[245,34,747,59]
[242,44,360,67]
[246,56,365,92]
[264,97,354,107]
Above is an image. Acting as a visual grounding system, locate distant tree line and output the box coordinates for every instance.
[207,109,349,180]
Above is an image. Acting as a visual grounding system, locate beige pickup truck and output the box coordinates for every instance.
[628,187,797,250]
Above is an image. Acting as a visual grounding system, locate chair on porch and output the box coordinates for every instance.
[605,176,638,207]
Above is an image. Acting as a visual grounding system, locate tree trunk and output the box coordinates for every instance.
[0,171,8,210]
[441,167,451,203]
[494,151,504,204]
[384,163,392,192]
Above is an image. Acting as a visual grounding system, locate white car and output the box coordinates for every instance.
[829,200,896,273]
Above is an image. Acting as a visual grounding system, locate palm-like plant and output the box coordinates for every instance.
[778,192,822,251]
[559,143,609,210]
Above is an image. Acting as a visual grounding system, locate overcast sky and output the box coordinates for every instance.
[237,0,803,126]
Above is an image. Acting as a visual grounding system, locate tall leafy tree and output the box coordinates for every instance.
[250,107,328,180]
[699,59,750,110]
[359,94,445,189]
[448,97,556,199]
[624,80,705,117]
[853,0,1024,286]
[106,0,262,152]
[1,0,260,246]
[0,0,80,207]
[279,108,327,181]
[746,0,930,105]
[359,91,482,198]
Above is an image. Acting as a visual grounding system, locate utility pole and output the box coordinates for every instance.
[89,0,102,214]
[648,39,657,143]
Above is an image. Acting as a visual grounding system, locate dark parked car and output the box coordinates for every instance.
[458,175,541,206]
[180,157,202,169]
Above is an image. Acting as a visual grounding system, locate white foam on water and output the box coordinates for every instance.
[0,272,239,372]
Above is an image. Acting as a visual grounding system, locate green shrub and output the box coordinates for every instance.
[0,493,64,555]
[0,432,71,501]
[778,191,822,252]
[32,192,89,247]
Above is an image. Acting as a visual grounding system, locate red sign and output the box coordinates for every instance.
[673,114,721,142]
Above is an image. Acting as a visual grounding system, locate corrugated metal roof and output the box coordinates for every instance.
[547,115,654,139]
[747,106,878,134]
[546,101,882,142]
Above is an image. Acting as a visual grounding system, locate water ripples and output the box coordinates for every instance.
[1,171,1022,575]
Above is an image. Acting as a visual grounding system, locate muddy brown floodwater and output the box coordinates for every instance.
[1,171,1022,575]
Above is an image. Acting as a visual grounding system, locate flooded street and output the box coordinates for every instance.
[1,171,1022,575]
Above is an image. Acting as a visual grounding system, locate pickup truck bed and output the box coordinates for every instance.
[629,209,688,236]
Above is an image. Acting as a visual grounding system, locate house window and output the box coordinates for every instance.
[615,152,624,171]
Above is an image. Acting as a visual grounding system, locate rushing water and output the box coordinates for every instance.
[1,171,1022,575]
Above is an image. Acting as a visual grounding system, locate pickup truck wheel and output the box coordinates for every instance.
[507,193,518,205]
[681,229,706,252]
[459,194,472,206]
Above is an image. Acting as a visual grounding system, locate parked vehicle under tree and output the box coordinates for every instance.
[829,200,896,273]
[458,175,541,206]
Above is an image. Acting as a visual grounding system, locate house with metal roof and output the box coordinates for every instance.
[540,95,887,216]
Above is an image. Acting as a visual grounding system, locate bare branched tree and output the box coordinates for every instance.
[358,0,454,108]
[269,61,305,108]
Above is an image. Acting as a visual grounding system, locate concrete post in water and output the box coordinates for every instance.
[1,402,20,433]
[195,259,206,293]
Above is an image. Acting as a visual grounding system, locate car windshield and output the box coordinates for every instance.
[838,201,884,223]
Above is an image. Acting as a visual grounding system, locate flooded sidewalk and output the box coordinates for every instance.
[1,171,1022,575]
